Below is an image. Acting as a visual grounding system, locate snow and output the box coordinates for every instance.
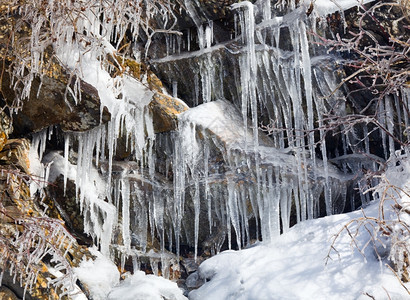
[107,271,187,300]
[303,0,375,17]
[189,200,409,300]
[178,100,267,149]
[74,247,120,300]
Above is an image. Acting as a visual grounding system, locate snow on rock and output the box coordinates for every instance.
[303,0,375,16]
[107,271,187,300]
[189,200,409,300]
[178,99,274,150]
[74,247,120,300]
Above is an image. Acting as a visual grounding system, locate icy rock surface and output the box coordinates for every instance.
[149,0,394,251]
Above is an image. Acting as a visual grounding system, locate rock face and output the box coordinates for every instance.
[151,46,240,108]
[0,91,94,298]
[0,0,408,298]
[0,136,95,299]
[150,92,189,133]
[0,139,30,173]
[0,132,6,152]
[0,5,192,297]
[46,175,94,246]
[1,68,111,136]
[325,1,409,108]
[0,286,19,300]
[109,56,189,133]
[1,2,111,136]
[0,142,68,298]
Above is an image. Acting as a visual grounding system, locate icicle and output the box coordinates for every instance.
[63,134,70,195]
[75,134,83,207]
[227,179,241,250]
[385,96,396,159]
[32,129,48,161]
[173,129,186,259]
[193,175,200,261]
[205,24,212,49]
[312,79,332,216]
[150,257,159,276]
[232,2,265,243]
[299,20,315,159]
[378,99,388,159]
[394,94,403,143]
[203,139,212,235]
[280,177,290,233]
[172,80,178,98]
[121,178,131,252]
[187,29,191,52]
[262,0,271,21]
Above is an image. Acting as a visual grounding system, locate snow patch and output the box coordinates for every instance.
[74,247,120,300]
[304,0,375,16]
[189,201,409,299]
[107,271,187,300]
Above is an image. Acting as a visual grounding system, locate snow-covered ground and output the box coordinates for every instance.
[73,247,187,300]
[189,200,408,299]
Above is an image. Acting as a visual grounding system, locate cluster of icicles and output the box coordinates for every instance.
[30,0,405,278]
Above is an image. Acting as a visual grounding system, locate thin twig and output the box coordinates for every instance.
[386,264,410,295]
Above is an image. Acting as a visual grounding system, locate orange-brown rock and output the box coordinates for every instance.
[0,131,6,152]
[112,56,164,92]
[149,93,189,133]
[0,111,12,138]
[0,139,30,173]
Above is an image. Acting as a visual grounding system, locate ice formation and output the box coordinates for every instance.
[148,0,407,255]
[28,0,408,283]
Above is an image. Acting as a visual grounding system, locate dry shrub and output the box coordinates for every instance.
[326,152,410,295]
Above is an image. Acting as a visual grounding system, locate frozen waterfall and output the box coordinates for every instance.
[30,0,398,277]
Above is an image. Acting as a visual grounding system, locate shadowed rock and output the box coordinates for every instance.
[1,69,111,136]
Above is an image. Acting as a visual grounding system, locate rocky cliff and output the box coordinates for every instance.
[0,0,408,298]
